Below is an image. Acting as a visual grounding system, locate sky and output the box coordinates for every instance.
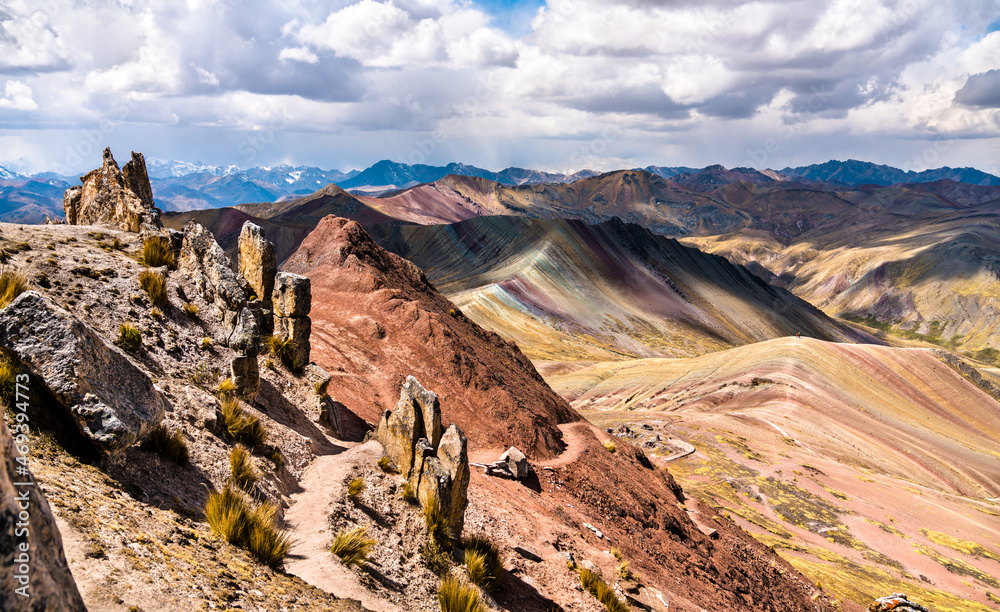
[0,0,998,176]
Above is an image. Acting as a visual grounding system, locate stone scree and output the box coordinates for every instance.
[375,376,470,540]
[0,291,169,456]
[63,147,161,234]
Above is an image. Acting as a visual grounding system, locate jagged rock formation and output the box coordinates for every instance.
[0,291,168,456]
[869,594,930,611]
[1,410,87,611]
[63,147,161,233]
[376,376,469,539]
[179,221,265,399]
[272,272,311,367]
[238,222,277,308]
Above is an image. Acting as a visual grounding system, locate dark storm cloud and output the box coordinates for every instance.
[955,70,1000,108]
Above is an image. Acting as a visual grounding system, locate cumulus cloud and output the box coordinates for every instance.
[0,6,72,73]
[0,80,37,110]
[1,0,998,174]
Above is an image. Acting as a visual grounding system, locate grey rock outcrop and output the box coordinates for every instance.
[869,594,930,612]
[272,272,311,367]
[1,412,87,611]
[375,376,469,540]
[0,291,168,456]
[238,222,277,308]
[273,272,311,317]
[178,221,247,323]
[63,147,160,233]
[501,447,531,479]
[180,221,263,400]
[230,354,260,403]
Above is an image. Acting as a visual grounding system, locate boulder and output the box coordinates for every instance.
[178,221,247,321]
[238,222,277,308]
[869,594,930,612]
[0,291,168,456]
[375,391,424,480]
[63,147,160,233]
[499,446,530,479]
[227,307,261,355]
[230,354,260,403]
[272,272,311,317]
[1,414,87,610]
[274,316,310,367]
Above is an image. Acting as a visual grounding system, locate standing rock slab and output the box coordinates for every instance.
[273,272,311,318]
[397,376,442,450]
[63,147,160,233]
[238,222,277,308]
[0,291,168,456]
[376,377,469,540]
[1,414,87,611]
[274,316,311,367]
[230,354,260,403]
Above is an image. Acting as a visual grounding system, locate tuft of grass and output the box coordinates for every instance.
[610,547,623,561]
[200,337,212,350]
[424,498,451,548]
[182,302,198,319]
[149,307,163,320]
[0,351,17,408]
[330,527,377,568]
[230,445,257,491]
[266,334,302,370]
[205,485,251,546]
[0,265,29,309]
[377,456,393,473]
[116,323,142,351]
[205,486,290,569]
[138,269,168,307]
[579,567,628,612]
[219,397,268,449]
[402,481,418,504]
[603,439,617,453]
[217,378,236,398]
[616,560,633,581]
[143,425,189,466]
[463,535,502,593]
[141,236,176,269]
[347,477,365,501]
[438,575,484,612]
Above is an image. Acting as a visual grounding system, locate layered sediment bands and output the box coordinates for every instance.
[379,216,873,361]
[547,337,1000,499]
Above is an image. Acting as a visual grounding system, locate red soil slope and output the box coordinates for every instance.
[282,215,838,611]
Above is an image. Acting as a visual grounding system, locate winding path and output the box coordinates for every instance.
[283,441,402,612]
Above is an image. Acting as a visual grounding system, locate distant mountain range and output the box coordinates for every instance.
[2,157,998,224]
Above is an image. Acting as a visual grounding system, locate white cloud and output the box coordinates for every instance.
[0,80,37,110]
[0,0,997,174]
[278,47,319,64]
[0,5,72,72]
